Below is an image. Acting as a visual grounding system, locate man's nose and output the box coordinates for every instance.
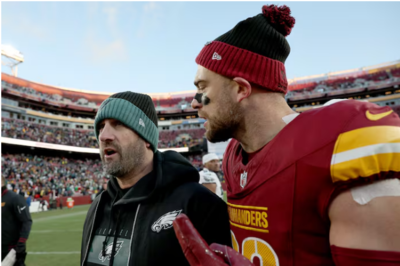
[99,124,115,142]
[191,98,202,109]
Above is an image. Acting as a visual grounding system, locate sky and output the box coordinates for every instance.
[1,1,400,94]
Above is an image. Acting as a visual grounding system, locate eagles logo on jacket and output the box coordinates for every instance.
[223,100,400,265]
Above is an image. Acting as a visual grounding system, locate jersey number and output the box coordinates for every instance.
[231,231,279,266]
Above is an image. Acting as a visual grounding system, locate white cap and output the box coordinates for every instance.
[202,153,219,165]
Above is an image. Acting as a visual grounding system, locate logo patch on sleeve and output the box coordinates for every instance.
[366,109,393,121]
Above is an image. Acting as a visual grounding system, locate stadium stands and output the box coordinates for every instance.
[2,80,99,108]
[286,67,400,102]
[159,97,182,107]
[158,128,206,148]
[1,150,205,199]
[2,60,400,202]
[1,117,99,148]
[1,117,206,149]
[392,67,400,78]
[2,153,104,198]
[392,105,400,116]
[3,63,400,112]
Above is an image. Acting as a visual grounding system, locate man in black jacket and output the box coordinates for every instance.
[80,92,231,266]
[2,176,33,266]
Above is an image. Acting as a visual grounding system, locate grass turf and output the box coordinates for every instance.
[26,204,90,266]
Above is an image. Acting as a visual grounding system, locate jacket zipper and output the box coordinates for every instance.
[82,192,103,266]
[127,204,141,266]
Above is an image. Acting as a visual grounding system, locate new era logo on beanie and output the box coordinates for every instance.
[212,52,222,60]
[195,4,295,94]
[94,91,159,152]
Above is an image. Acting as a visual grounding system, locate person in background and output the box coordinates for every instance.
[199,153,223,199]
[58,193,63,210]
[26,195,31,209]
[2,176,32,266]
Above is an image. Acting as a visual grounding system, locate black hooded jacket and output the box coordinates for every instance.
[81,151,231,266]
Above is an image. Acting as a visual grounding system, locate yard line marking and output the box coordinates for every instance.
[33,211,88,222]
[29,252,80,255]
[31,229,83,233]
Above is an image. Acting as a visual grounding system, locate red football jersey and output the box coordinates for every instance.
[223,100,400,266]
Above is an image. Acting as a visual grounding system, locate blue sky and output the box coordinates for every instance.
[2,1,400,94]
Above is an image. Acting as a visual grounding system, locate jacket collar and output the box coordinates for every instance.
[2,186,8,196]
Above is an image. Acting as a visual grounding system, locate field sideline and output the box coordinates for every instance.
[26,204,90,266]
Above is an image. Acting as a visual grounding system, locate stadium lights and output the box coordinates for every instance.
[1,44,24,77]
[1,44,24,62]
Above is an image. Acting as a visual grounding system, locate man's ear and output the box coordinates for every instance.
[146,142,151,148]
[233,77,252,103]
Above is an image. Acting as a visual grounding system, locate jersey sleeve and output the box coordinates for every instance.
[330,103,400,186]
[14,195,33,241]
[318,103,400,221]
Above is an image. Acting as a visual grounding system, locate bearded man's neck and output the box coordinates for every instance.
[116,155,154,189]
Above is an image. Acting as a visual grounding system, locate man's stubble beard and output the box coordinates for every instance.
[206,98,243,143]
[101,140,146,179]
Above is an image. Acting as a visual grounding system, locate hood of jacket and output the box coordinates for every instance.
[106,150,199,205]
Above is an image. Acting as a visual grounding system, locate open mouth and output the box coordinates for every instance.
[198,116,208,127]
[104,148,117,157]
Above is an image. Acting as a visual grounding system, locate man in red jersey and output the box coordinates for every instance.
[173,4,400,266]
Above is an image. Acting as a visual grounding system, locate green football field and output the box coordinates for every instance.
[26,204,90,266]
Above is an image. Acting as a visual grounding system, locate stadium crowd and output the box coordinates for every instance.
[1,153,105,199]
[286,70,400,99]
[2,81,94,106]
[4,66,400,109]
[2,118,99,148]
[1,151,205,199]
[1,118,206,149]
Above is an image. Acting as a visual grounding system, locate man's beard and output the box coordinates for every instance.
[100,140,146,179]
[206,100,242,143]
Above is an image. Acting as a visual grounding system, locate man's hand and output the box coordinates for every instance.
[15,241,27,266]
[173,214,254,266]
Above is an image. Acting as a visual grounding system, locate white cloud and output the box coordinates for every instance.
[136,2,163,39]
[143,2,158,12]
[84,34,128,65]
[102,6,118,28]
[86,2,100,19]
[83,3,132,65]
[2,14,48,40]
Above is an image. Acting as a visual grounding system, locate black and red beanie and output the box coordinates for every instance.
[196,4,295,94]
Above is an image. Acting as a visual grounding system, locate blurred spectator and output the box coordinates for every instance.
[26,195,32,208]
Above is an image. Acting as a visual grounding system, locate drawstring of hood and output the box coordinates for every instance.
[102,196,118,258]
[109,209,122,266]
